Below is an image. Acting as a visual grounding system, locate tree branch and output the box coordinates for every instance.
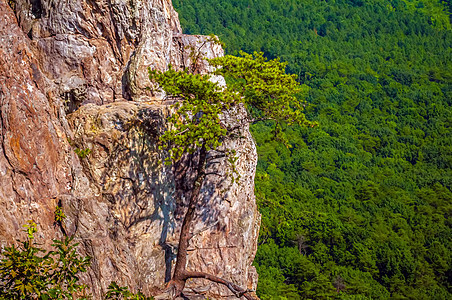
[250,117,275,124]
[208,149,228,154]
[204,172,222,177]
[175,128,189,136]
[206,153,227,161]
[184,271,258,300]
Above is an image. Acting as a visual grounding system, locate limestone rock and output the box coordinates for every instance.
[0,0,259,298]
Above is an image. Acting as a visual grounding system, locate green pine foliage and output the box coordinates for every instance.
[151,65,230,160]
[173,0,452,299]
[150,51,313,162]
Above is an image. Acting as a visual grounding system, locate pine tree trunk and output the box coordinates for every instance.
[169,145,256,299]
[172,145,207,295]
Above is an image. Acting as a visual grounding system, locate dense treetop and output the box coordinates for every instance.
[173,0,452,299]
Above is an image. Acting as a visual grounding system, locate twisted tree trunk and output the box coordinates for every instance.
[169,144,256,299]
[171,145,207,294]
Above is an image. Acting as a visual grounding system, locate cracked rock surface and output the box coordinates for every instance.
[0,0,259,298]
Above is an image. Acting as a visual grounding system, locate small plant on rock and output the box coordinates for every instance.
[0,217,154,299]
[0,221,91,299]
[105,282,154,300]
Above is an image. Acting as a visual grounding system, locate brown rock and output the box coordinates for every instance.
[0,0,259,298]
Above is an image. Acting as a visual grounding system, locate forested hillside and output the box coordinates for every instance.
[172,0,452,298]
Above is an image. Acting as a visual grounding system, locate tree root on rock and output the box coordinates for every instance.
[157,271,257,300]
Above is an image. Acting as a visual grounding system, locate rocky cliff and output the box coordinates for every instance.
[0,0,260,298]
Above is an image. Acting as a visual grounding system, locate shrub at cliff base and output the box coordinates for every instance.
[0,221,153,299]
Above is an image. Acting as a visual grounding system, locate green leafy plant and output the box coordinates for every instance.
[7,0,15,10]
[54,205,66,223]
[68,137,92,160]
[105,282,154,300]
[0,221,91,299]
[0,205,155,299]
[74,148,91,159]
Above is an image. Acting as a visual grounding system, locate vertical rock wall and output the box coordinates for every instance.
[0,0,259,298]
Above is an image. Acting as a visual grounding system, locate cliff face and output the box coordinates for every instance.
[0,0,259,298]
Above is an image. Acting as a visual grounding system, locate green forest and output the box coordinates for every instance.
[172,0,452,299]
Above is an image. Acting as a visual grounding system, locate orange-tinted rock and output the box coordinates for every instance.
[0,0,259,298]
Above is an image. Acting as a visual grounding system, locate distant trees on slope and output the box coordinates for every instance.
[173,0,452,298]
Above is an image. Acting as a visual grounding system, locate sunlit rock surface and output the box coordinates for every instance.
[0,0,259,298]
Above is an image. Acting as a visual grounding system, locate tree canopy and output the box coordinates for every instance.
[151,51,314,161]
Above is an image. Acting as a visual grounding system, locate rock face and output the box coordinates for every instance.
[0,0,259,299]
